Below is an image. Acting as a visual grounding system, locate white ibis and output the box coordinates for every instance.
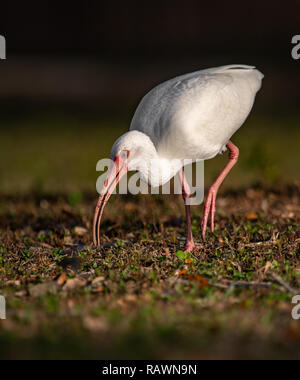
[93,64,263,252]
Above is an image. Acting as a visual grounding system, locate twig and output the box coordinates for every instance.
[269,271,298,295]
[242,240,274,248]
[242,234,279,249]
[222,279,273,288]
[177,237,203,244]
[212,283,229,289]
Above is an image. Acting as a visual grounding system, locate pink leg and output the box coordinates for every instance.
[202,141,239,239]
[179,170,195,253]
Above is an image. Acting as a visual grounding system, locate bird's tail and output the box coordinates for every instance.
[207,64,264,83]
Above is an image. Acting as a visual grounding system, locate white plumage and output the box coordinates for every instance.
[130,64,263,161]
[94,64,264,250]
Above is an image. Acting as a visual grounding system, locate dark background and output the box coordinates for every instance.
[0,0,299,193]
[0,0,299,111]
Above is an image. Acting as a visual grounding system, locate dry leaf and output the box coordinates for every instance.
[92,286,104,293]
[7,280,21,287]
[40,242,53,249]
[63,236,74,246]
[124,203,136,211]
[188,274,209,288]
[83,317,107,332]
[57,272,67,286]
[92,276,105,291]
[264,261,273,275]
[246,213,258,221]
[124,294,137,302]
[63,277,87,291]
[74,226,88,236]
[67,298,76,308]
[92,276,105,285]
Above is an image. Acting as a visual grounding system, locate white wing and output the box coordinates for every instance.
[130,65,263,160]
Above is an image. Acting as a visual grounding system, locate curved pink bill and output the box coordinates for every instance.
[93,155,128,246]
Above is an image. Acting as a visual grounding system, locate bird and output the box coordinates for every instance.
[93,64,264,252]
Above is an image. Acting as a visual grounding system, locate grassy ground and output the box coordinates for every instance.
[0,186,299,359]
[0,110,299,359]
[0,109,299,194]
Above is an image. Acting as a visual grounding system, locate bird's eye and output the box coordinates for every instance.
[121,151,128,159]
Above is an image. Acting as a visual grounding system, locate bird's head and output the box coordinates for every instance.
[93,131,156,246]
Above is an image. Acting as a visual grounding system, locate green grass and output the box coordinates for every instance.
[0,109,299,359]
[0,187,299,359]
[0,110,299,194]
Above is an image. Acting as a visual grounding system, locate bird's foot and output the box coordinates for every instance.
[201,186,217,239]
[184,241,202,253]
[184,242,195,253]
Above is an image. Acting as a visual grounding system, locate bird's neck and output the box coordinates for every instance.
[135,156,183,188]
[124,130,183,187]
